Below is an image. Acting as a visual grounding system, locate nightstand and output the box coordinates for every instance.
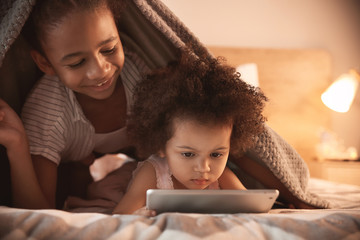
[307,160,360,186]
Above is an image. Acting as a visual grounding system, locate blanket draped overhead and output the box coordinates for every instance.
[0,0,330,208]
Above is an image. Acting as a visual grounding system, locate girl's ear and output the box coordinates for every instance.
[30,50,55,75]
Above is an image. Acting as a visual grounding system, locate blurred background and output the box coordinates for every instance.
[162,0,360,155]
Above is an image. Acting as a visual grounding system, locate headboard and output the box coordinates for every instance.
[207,46,332,163]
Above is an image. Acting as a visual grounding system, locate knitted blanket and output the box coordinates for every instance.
[0,0,330,208]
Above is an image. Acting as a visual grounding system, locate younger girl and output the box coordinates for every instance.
[10,0,150,209]
[113,51,267,216]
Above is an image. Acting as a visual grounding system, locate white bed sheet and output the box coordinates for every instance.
[0,178,359,240]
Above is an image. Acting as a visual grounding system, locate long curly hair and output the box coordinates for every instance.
[128,49,267,159]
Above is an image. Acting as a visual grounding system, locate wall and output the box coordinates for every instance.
[162,0,360,154]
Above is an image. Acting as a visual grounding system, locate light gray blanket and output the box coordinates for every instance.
[0,0,330,208]
[2,179,360,239]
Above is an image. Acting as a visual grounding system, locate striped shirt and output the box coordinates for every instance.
[21,50,149,165]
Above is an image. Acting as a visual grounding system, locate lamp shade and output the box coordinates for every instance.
[321,69,360,113]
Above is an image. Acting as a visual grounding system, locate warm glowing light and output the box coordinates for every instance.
[321,69,360,113]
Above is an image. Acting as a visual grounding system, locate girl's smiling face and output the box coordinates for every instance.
[162,118,232,190]
[38,8,124,100]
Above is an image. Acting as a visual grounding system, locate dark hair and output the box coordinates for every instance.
[128,49,268,159]
[22,0,127,54]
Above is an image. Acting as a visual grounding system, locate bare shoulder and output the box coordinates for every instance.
[128,160,157,190]
[134,161,156,179]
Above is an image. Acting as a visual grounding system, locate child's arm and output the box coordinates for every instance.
[0,98,51,208]
[112,161,157,216]
[218,166,246,190]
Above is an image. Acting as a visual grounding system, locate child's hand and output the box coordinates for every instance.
[0,98,27,149]
[132,207,157,217]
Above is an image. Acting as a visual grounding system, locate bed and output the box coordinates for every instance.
[0,178,360,239]
[1,0,360,239]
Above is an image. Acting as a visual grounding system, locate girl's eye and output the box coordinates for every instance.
[68,59,85,68]
[210,152,223,158]
[181,152,195,158]
[101,46,117,55]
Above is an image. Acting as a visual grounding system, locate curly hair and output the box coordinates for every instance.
[128,50,268,159]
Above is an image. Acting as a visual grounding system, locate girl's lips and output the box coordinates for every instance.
[96,79,109,87]
[91,76,114,91]
[191,178,209,185]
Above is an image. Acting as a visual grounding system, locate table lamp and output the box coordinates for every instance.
[318,69,359,161]
[321,69,360,113]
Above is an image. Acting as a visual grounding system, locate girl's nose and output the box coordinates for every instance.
[194,158,211,173]
[86,56,110,80]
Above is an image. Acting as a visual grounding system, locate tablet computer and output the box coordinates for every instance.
[146,189,279,214]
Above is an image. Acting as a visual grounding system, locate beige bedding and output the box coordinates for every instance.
[1,178,359,240]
